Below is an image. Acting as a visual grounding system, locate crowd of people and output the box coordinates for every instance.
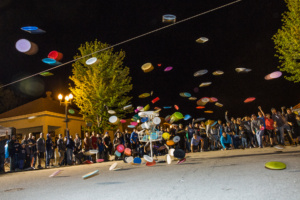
[0,106,300,174]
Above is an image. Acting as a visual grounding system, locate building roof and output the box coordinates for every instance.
[0,91,82,119]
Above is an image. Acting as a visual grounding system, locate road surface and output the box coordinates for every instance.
[1,146,300,200]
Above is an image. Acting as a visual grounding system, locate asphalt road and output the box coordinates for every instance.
[1,146,300,200]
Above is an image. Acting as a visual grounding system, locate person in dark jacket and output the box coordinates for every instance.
[36,133,45,169]
[175,124,186,150]
[8,135,16,171]
[74,133,82,152]
[21,134,30,169]
[66,130,75,165]
[13,139,21,171]
[45,133,53,168]
[97,137,104,159]
[18,143,27,170]
[57,134,66,166]
[27,133,37,169]
[103,132,112,161]
[124,129,131,149]
[0,131,9,173]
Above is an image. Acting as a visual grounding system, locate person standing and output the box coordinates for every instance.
[242,116,255,148]
[57,134,66,166]
[74,133,82,152]
[251,114,263,148]
[239,126,248,148]
[45,133,53,168]
[91,132,98,150]
[130,129,138,152]
[36,133,45,169]
[265,113,275,147]
[21,134,30,169]
[0,131,9,173]
[8,135,16,171]
[283,107,298,146]
[13,138,21,171]
[18,143,27,170]
[271,108,291,145]
[124,129,131,149]
[97,136,104,159]
[27,133,37,169]
[103,132,112,161]
[66,130,75,165]
[83,132,92,161]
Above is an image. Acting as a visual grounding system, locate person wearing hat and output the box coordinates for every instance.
[191,133,201,152]
[220,132,233,150]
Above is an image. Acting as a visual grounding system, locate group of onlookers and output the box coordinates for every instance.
[188,106,300,152]
[1,106,299,173]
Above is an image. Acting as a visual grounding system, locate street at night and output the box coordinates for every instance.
[1,0,300,199]
[1,147,300,200]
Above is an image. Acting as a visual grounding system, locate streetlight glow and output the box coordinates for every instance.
[58,92,73,131]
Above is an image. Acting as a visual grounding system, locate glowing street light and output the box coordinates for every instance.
[58,93,73,130]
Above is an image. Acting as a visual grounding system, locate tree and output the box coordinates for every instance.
[0,85,21,114]
[69,40,133,133]
[273,0,300,82]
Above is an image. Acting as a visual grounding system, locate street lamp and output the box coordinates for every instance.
[58,93,73,130]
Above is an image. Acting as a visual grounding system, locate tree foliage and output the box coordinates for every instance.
[0,85,21,114]
[69,40,133,133]
[273,0,300,82]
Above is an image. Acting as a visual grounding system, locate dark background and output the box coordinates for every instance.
[0,0,299,122]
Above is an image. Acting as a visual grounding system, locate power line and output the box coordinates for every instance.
[0,0,242,89]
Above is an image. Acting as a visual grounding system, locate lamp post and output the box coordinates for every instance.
[58,93,73,130]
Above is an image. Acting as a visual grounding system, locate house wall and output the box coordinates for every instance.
[0,112,85,140]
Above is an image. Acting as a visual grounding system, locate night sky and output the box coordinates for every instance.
[0,0,299,122]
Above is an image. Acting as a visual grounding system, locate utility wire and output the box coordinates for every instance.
[0,0,241,89]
